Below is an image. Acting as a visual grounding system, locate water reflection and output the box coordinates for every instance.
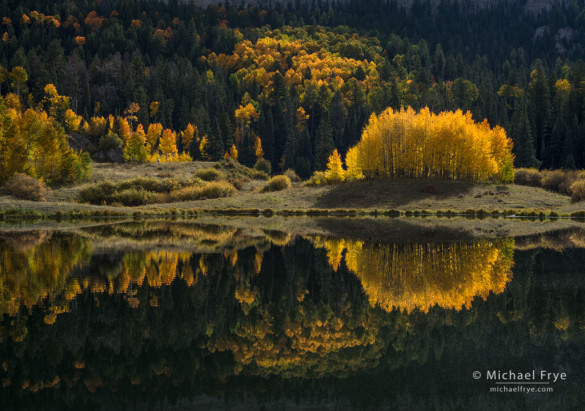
[312,237,514,313]
[0,221,584,409]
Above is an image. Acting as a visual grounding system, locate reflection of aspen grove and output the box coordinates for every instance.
[1,229,585,408]
[0,234,92,323]
[313,237,514,313]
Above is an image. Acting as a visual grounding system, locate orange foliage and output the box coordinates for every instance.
[84,11,104,30]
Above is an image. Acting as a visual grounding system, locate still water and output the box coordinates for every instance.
[0,220,584,410]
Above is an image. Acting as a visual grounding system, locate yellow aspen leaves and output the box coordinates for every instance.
[123,124,148,163]
[253,136,263,159]
[346,107,514,183]
[181,123,196,152]
[325,149,345,183]
[229,144,238,161]
[159,129,178,161]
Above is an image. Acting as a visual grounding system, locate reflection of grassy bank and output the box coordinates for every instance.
[3,215,585,245]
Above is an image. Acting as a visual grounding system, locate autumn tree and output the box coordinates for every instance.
[325,149,345,183]
[159,129,178,161]
[123,124,148,163]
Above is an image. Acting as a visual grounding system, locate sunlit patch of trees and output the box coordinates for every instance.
[318,107,515,184]
[0,88,91,184]
[313,237,514,313]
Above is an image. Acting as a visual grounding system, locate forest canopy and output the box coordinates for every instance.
[1,0,585,179]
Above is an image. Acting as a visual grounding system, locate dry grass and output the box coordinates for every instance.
[2,163,583,215]
[156,181,237,202]
[3,174,48,201]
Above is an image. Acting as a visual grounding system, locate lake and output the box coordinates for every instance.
[1,219,584,410]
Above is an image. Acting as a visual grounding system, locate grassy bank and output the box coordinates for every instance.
[2,162,585,220]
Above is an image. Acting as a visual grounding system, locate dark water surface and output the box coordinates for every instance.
[1,220,584,410]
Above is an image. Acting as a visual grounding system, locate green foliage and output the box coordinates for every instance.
[2,0,585,177]
[99,133,123,151]
[254,159,272,175]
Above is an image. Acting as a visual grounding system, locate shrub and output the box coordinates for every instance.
[571,180,585,203]
[198,181,237,198]
[514,168,543,187]
[284,169,301,182]
[250,170,269,180]
[254,158,272,175]
[3,174,48,201]
[194,167,225,182]
[116,177,181,193]
[78,181,118,205]
[111,188,153,206]
[98,133,123,151]
[541,170,576,195]
[263,175,291,192]
[305,171,328,186]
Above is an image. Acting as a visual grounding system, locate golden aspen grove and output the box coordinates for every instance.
[326,107,515,183]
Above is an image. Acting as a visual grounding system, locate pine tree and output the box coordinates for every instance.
[314,115,335,171]
[511,106,539,168]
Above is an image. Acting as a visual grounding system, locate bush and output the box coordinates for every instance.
[194,167,225,182]
[111,188,153,206]
[254,159,272,175]
[117,177,181,193]
[198,181,237,198]
[541,170,577,195]
[284,169,301,182]
[3,174,48,201]
[571,180,585,203]
[98,133,123,151]
[514,168,543,187]
[250,170,269,180]
[78,181,117,204]
[262,175,291,192]
[305,171,328,186]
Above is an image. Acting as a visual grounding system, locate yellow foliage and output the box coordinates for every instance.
[159,129,178,161]
[314,237,514,313]
[253,136,263,159]
[347,107,514,182]
[229,144,238,161]
[325,149,345,183]
[181,123,196,152]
